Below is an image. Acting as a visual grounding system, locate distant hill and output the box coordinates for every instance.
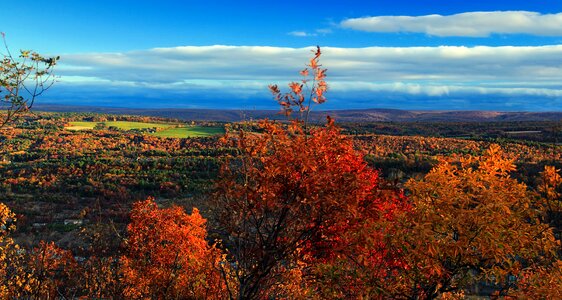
[34,104,562,123]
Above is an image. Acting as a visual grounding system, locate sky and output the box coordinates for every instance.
[2,0,562,111]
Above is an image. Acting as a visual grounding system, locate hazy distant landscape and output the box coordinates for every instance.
[35,103,562,122]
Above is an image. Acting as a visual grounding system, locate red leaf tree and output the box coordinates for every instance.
[213,47,407,298]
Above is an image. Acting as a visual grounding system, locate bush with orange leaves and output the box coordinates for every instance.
[0,203,17,297]
[120,198,228,299]
[1,205,79,298]
[538,165,562,242]
[388,145,560,298]
[20,241,79,298]
[215,119,411,298]
[212,47,408,298]
[515,259,562,299]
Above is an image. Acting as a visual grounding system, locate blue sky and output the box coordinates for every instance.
[2,0,562,111]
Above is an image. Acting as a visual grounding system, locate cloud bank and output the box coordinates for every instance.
[341,11,562,37]
[49,45,562,111]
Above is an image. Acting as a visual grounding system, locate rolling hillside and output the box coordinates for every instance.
[35,104,562,123]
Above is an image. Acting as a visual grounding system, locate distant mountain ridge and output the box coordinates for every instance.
[34,104,562,123]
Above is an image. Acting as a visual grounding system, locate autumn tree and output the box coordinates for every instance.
[515,259,562,299]
[19,241,79,298]
[212,47,407,298]
[309,187,410,299]
[0,203,18,297]
[79,255,123,299]
[537,165,562,244]
[120,198,227,299]
[389,145,559,298]
[0,32,59,127]
[0,205,79,298]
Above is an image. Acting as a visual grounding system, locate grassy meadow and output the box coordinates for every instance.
[152,126,225,138]
[65,121,224,138]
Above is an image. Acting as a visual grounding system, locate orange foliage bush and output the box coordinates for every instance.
[212,48,409,297]
[515,259,562,299]
[0,203,17,297]
[23,241,78,298]
[389,145,559,298]
[538,165,562,242]
[0,221,78,299]
[120,198,227,299]
[215,119,406,297]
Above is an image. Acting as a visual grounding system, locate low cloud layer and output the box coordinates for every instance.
[49,45,562,111]
[341,11,562,37]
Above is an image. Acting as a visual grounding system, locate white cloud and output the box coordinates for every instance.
[59,44,562,83]
[288,28,332,37]
[331,81,562,97]
[288,31,316,37]
[341,11,562,37]
[53,44,562,110]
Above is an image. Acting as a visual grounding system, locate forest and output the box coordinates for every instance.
[0,45,561,299]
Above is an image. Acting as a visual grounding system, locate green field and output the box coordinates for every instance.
[65,121,98,131]
[66,121,173,131]
[153,126,225,138]
[65,121,223,138]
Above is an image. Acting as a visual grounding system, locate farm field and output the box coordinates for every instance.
[153,126,225,138]
[65,120,223,138]
[65,121,175,130]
